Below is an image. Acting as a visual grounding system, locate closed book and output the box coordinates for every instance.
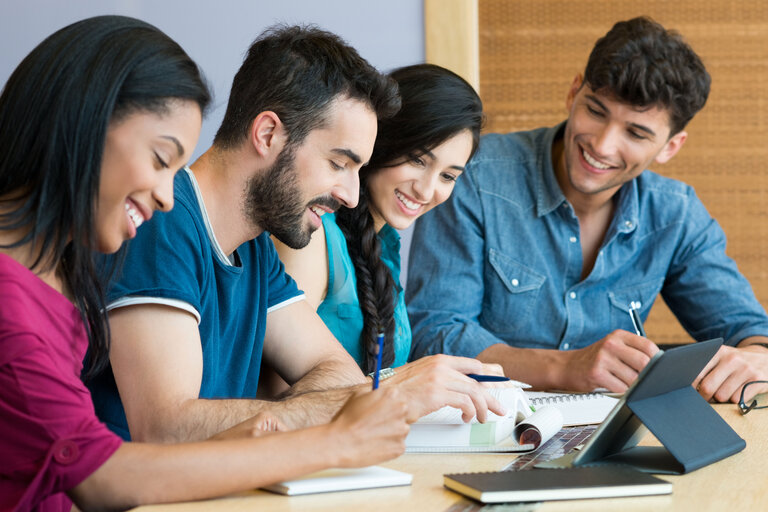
[444,466,672,503]
[262,466,412,496]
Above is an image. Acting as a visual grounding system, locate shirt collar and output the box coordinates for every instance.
[535,122,569,217]
[613,175,640,234]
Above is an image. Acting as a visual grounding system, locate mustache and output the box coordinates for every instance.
[308,196,341,212]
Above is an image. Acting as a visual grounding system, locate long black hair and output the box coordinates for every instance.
[336,64,483,373]
[0,15,210,379]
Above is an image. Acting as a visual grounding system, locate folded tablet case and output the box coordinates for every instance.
[538,339,746,474]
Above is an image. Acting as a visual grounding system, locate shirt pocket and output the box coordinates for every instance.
[337,303,359,319]
[607,277,665,332]
[482,248,546,334]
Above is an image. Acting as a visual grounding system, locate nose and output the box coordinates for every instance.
[411,171,439,202]
[333,170,360,209]
[592,123,620,157]
[153,169,176,213]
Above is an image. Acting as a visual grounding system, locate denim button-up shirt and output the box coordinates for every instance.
[406,123,768,358]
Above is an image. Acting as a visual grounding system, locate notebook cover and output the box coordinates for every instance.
[261,466,412,496]
[443,466,672,504]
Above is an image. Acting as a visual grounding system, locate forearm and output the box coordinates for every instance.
[133,397,285,443]
[284,356,366,396]
[72,424,344,510]
[477,343,570,390]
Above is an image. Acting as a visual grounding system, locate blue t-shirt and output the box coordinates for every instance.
[317,212,411,368]
[89,168,302,440]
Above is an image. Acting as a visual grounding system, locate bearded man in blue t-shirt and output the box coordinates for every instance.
[90,25,505,443]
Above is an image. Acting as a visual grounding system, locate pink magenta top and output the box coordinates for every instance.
[0,254,122,512]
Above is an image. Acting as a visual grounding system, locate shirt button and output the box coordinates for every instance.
[52,439,80,465]
[625,220,634,229]
[569,292,576,299]
[511,278,519,287]
[563,343,570,350]
[569,236,577,243]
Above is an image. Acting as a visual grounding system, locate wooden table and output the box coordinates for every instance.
[131,404,766,512]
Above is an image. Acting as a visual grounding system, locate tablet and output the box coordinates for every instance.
[538,338,745,474]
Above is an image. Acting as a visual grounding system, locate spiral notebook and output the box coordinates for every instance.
[525,392,618,426]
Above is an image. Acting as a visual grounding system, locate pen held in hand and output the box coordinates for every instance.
[467,374,532,388]
[372,332,384,390]
[628,302,647,337]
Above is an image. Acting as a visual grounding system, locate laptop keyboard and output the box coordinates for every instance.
[501,425,598,471]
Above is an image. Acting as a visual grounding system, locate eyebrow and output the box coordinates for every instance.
[332,148,363,165]
[585,94,657,138]
[422,148,466,172]
[161,135,185,158]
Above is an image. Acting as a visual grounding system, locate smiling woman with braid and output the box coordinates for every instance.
[274,63,483,374]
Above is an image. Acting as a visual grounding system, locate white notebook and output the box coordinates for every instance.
[261,466,412,496]
[525,391,618,426]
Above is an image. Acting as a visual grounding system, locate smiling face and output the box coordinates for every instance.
[96,100,201,253]
[365,130,473,231]
[558,75,687,208]
[246,95,378,249]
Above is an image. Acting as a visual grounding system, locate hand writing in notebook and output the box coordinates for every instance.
[379,355,507,423]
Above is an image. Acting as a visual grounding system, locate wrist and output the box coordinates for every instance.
[742,342,768,351]
[367,367,396,384]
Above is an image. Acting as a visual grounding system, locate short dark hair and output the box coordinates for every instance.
[584,16,710,135]
[0,15,210,378]
[336,64,483,373]
[213,24,401,150]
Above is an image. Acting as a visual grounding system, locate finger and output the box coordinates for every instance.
[480,363,505,377]
[618,332,661,359]
[602,371,631,393]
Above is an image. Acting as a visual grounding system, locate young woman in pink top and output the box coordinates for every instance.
[0,15,408,512]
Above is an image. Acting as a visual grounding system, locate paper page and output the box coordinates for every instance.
[525,391,618,426]
[415,387,533,425]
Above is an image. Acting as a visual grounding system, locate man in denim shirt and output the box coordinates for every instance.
[407,17,768,404]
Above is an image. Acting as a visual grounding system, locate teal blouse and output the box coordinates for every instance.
[317,212,411,368]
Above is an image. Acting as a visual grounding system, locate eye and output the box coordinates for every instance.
[440,172,458,182]
[586,105,605,118]
[329,160,344,171]
[410,156,426,168]
[154,151,169,169]
[627,129,647,141]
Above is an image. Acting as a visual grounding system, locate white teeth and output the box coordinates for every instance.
[125,202,144,229]
[395,190,420,211]
[582,149,611,170]
[310,206,325,217]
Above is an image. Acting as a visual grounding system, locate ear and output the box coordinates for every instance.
[249,111,285,157]
[565,74,584,112]
[655,131,687,164]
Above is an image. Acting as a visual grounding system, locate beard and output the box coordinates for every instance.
[244,144,340,249]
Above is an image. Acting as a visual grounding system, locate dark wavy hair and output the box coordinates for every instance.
[336,64,483,373]
[214,24,401,150]
[584,16,710,135]
[0,15,210,379]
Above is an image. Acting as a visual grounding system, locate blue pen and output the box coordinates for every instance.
[468,374,532,389]
[372,332,384,390]
[467,374,510,382]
